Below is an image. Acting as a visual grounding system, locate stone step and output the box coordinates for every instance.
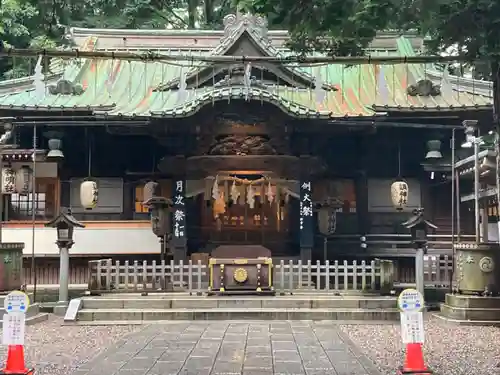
[0,312,49,327]
[81,297,396,310]
[77,307,399,322]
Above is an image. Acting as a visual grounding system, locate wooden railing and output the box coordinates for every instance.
[87,259,208,295]
[325,234,476,256]
[273,259,394,294]
[87,256,455,294]
[23,264,88,285]
[87,259,395,294]
[394,255,454,288]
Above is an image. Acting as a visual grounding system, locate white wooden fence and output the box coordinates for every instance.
[87,259,395,294]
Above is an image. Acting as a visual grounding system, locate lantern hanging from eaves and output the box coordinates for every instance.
[80,179,98,209]
[390,179,409,211]
[15,166,33,195]
[1,167,16,194]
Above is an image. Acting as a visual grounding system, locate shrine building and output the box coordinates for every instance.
[0,13,494,281]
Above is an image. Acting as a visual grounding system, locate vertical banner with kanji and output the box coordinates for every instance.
[299,180,314,248]
[172,179,186,246]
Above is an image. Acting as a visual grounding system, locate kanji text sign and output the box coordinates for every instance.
[172,179,186,241]
[300,181,314,248]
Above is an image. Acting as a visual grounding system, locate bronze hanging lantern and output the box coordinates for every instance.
[317,197,341,235]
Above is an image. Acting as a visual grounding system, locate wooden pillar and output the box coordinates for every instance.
[355,136,369,234]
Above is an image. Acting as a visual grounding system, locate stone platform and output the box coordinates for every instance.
[439,293,500,324]
[73,293,398,324]
[0,293,49,326]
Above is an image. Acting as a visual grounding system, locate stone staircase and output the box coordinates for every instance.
[72,293,398,324]
[0,294,49,327]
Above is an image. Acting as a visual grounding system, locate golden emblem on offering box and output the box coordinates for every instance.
[233,268,248,283]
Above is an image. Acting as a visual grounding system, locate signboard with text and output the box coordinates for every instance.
[299,181,314,248]
[172,179,186,246]
[2,291,29,346]
[398,288,425,344]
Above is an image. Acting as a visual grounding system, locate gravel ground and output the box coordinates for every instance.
[0,315,141,375]
[340,314,500,375]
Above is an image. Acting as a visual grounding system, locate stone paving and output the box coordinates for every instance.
[71,321,382,375]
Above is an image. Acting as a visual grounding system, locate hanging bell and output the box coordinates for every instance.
[390,179,409,211]
[15,166,33,195]
[80,180,98,209]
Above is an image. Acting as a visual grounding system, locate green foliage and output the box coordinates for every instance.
[237,0,398,55]
[0,0,233,79]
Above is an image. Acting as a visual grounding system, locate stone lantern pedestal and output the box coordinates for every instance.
[440,242,500,322]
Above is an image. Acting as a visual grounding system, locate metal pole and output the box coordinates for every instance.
[474,139,481,244]
[496,129,500,242]
[30,124,37,302]
[456,169,461,241]
[450,128,455,292]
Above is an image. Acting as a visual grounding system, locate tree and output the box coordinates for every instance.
[0,0,233,78]
[237,0,398,56]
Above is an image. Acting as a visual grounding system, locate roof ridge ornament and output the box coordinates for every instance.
[223,13,268,42]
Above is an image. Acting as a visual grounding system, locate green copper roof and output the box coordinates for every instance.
[0,22,493,118]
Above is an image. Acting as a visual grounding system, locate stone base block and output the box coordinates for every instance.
[440,293,500,321]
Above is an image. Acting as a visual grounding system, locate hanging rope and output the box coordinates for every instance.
[0,47,485,65]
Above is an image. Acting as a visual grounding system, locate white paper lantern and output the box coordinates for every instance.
[15,166,33,195]
[80,180,98,209]
[1,168,16,194]
[390,179,409,211]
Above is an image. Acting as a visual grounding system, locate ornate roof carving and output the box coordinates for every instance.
[154,13,336,93]
[223,13,268,42]
[208,135,277,156]
[48,79,85,96]
[406,79,441,97]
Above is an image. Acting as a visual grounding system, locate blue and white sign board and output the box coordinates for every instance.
[397,288,424,312]
[2,291,29,346]
[398,288,425,344]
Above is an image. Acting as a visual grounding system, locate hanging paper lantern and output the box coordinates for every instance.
[1,168,16,194]
[15,166,33,195]
[80,180,98,209]
[390,179,409,211]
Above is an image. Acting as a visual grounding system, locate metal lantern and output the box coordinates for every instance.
[1,167,15,194]
[80,180,98,209]
[15,166,33,195]
[143,181,160,203]
[425,139,442,159]
[317,198,341,236]
[390,179,409,211]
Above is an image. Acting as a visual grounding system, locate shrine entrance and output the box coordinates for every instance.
[199,173,295,255]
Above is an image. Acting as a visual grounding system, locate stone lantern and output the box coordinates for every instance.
[402,208,437,297]
[45,208,85,309]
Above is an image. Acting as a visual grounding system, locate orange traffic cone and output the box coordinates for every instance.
[1,345,33,375]
[398,343,432,374]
